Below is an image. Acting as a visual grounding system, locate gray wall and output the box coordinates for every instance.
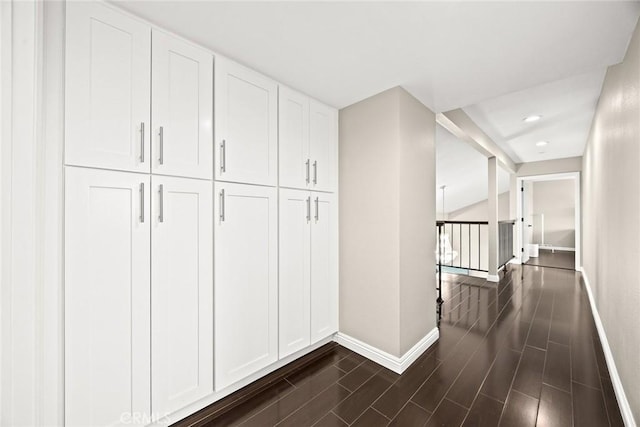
[516,156,582,176]
[583,17,640,423]
[339,87,436,357]
[531,180,575,248]
[447,191,510,222]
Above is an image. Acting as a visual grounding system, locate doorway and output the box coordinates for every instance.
[517,172,580,270]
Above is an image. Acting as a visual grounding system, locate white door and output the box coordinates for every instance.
[215,58,278,186]
[214,182,278,389]
[309,101,338,193]
[522,183,531,263]
[279,189,311,358]
[65,2,151,173]
[152,30,213,179]
[310,193,338,342]
[151,176,213,415]
[65,167,150,426]
[279,86,310,190]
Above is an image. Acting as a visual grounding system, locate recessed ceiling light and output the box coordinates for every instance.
[523,115,542,123]
[536,141,548,147]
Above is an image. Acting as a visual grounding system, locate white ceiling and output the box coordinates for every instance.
[463,69,608,163]
[436,125,510,214]
[113,1,640,112]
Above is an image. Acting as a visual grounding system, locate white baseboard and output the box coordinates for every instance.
[334,328,439,374]
[486,274,500,282]
[580,268,637,427]
[540,246,575,252]
[508,258,522,265]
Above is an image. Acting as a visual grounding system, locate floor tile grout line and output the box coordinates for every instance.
[275,383,352,427]
[370,406,391,421]
[328,410,349,426]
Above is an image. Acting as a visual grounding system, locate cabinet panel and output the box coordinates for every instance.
[65,2,150,173]
[214,182,278,389]
[152,30,213,179]
[279,86,310,190]
[215,58,278,186]
[65,167,150,426]
[151,176,213,414]
[309,101,338,192]
[279,189,311,358]
[310,193,338,342]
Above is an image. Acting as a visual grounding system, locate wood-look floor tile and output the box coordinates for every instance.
[512,346,546,399]
[572,381,609,427]
[286,351,349,386]
[542,342,570,393]
[332,370,396,424]
[337,359,381,392]
[526,317,551,350]
[499,390,539,427]
[312,412,347,427]
[506,321,532,352]
[388,402,431,427]
[570,333,601,390]
[334,353,366,374]
[480,348,521,403]
[446,349,494,409]
[372,355,438,419]
[536,384,571,427]
[592,336,610,379]
[425,398,468,427]
[601,376,625,427]
[350,408,390,427]
[462,393,504,427]
[277,383,351,427]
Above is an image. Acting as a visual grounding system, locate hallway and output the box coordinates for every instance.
[525,250,576,270]
[180,265,622,426]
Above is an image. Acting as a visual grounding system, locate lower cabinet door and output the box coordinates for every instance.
[65,167,151,426]
[151,176,213,414]
[279,189,311,358]
[310,192,339,343]
[214,182,278,390]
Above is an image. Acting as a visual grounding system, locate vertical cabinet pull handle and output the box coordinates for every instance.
[313,161,318,185]
[139,183,145,222]
[315,197,319,221]
[220,140,226,173]
[140,122,145,163]
[158,184,164,223]
[306,196,311,222]
[219,189,225,222]
[305,159,310,184]
[159,126,164,165]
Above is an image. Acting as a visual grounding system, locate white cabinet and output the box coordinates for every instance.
[215,58,278,186]
[152,30,213,179]
[309,101,338,193]
[151,176,213,415]
[279,189,311,357]
[214,182,278,389]
[65,167,150,426]
[65,2,151,173]
[279,87,338,192]
[310,193,339,342]
[279,190,338,358]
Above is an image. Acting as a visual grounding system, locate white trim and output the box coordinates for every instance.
[150,336,335,426]
[581,268,637,427]
[508,258,521,265]
[333,328,439,374]
[486,274,500,282]
[539,246,575,252]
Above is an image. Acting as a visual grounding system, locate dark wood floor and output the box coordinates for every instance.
[525,249,575,270]
[184,265,623,426]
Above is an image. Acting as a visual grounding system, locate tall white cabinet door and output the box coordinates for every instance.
[279,189,311,358]
[65,2,151,173]
[279,87,310,190]
[310,193,339,343]
[151,176,213,415]
[152,30,213,179]
[215,58,278,186]
[214,182,278,389]
[309,101,338,193]
[65,167,150,426]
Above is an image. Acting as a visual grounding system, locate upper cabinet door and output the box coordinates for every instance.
[214,182,278,390]
[152,31,213,179]
[279,189,311,358]
[65,167,150,426]
[309,101,338,193]
[310,193,338,343]
[65,2,151,173]
[215,58,278,186]
[151,176,213,415]
[279,86,310,190]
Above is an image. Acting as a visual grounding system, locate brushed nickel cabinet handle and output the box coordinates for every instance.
[158,184,164,223]
[140,122,145,163]
[159,126,164,165]
[139,183,145,222]
[305,159,310,184]
[306,196,311,222]
[313,161,317,185]
[220,140,226,173]
[219,189,225,222]
[315,197,319,221]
